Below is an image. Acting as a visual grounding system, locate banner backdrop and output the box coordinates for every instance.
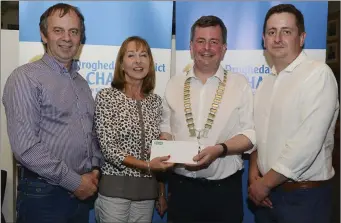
[19,1,172,222]
[176,1,328,222]
[19,1,173,98]
[176,1,327,89]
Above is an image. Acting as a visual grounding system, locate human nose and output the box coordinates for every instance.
[274,32,282,43]
[62,31,71,41]
[135,55,141,63]
[204,42,211,50]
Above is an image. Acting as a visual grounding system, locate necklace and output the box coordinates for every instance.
[184,69,228,138]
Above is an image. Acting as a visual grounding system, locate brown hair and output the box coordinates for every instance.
[263,4,305,35]
[111,36,156,95]
[39,3,85,42]
[190,15,227,44]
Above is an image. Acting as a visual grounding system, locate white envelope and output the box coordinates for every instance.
[150,140,199,164]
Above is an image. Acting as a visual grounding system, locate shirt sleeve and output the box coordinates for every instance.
[91,126,104,168]
[272,65,339,180]
[2,68,81,192]
[235,81,256,153]
[160,80,172,134]
[160,96,172,134]
[94,90,129,170]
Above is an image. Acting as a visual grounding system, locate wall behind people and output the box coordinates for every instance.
[175,2,328,222]
[1,29,19,223]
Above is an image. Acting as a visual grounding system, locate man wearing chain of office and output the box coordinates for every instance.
[160,15,255,223]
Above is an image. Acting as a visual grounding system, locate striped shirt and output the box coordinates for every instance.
[2,53,104,192]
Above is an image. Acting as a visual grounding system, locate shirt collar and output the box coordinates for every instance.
[41,53,80,79]
[185,65,225,82]
[271,51,307,76]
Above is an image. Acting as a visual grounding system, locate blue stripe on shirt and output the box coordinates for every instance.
[2,53,104,192]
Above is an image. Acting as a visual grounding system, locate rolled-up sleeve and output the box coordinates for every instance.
[94,90,129,170]
[2,68,81,192]
[236,82,256,153]
[272,65,338,180]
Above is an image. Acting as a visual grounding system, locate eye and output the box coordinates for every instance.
[210,40,218,45]
[196,39,205,44]
[140,53,148,57]
[283,30,291,35]
[70,29,79,36]
[127,54,134,58]
[267,31,275,36]
[54,28,64,34]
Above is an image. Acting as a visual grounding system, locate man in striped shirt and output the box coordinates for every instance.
[2,3,103,223]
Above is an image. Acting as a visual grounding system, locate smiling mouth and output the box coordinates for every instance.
[133,67,144,71]
[201,53,214,58]
[59,45,72,49]
[272,46,285,49]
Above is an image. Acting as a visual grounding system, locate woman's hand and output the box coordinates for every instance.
[159,132,173,140]
[149,156,174,172]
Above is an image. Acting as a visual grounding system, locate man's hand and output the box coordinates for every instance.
[249,169,287,208]
[91,169,100,185]
[74,173,98,200]
[248,177,272,208]
[248,175,273,208]
[185,145,223,169]
[248,150,272,208]
[248,165,272,208]
[248,172,261,186]
[156,195,168,217]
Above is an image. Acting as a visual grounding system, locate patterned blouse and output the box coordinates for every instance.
[94,87,162,177]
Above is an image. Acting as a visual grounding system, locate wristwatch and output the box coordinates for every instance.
[218,143,228,157]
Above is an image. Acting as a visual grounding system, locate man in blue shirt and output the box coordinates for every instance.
[3,3,103,223]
